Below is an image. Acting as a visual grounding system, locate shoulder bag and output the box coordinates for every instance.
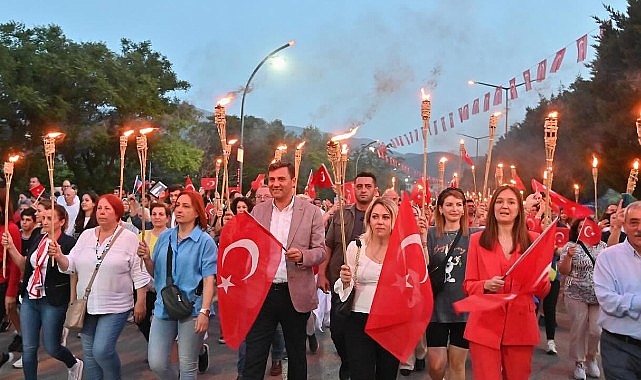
[428,229,462,295]
[336,238,361,317]
[65,226,124,330]
[160,236,194,320]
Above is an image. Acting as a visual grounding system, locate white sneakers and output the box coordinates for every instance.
[12,356,22,368]
[546,340,557,355]
[574,363,586,380]
[585,359,601,378]
[68,358,83,380]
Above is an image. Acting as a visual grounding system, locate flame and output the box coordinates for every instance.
[471,165,475,170]
[510,179,516,185]
[45,132,63,139]
[216,158,222,164]
[547,111,559,118]
[510,164,516,169]
[592,155,598,168]
[543,170,548,180]
[459,139,465,145]
[439,157,447,163]
[634,160,639,170]
[492,112,502,117]
[453,172,458,177]
[341,144,349,154]
[330,126,360,142]
[296,141,306,150]
[228,139,238,145]
[574,183,579,190]
[497,163,503,168]
[420,88,430,101]
[122,130,135,138]
[140,127,157,135]
[8,155,20,163]
[276,144,287,151]
[217,96,233,107]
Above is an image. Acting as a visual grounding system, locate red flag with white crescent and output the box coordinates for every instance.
[576,34,588,62]
[555,227,570,248]
[217,212,284,349]
[200,177,217,191]
[311,164,334,189]
[365,194,433,362]
[537,60,547,81]
[550,47,566,73]
[185,175,196,191]
[578,217,602,246]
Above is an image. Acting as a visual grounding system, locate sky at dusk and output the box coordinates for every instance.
[1,1,630,155]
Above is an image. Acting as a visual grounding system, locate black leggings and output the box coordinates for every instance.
[542,280,560,340]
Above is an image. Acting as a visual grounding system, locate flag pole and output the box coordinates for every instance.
[502,216,559,279]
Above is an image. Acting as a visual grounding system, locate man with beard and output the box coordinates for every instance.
[317,172,378,379]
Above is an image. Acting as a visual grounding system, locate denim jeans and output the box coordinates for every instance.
[80,311,129,380]
[148,317,205,380]
[20,297,78,380]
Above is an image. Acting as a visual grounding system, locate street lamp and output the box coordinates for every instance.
[238,40,296,192]
[354,140,379,174]
[468,80,529,135]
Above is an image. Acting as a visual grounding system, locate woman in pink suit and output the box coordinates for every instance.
[463,185,550,380]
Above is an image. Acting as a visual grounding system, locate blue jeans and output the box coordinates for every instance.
[148,317,205,380]
[80,311,129,380]
[20,297,78,380]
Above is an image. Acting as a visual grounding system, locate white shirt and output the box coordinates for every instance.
[62,201,80,236]
[63,226,150,314]
[333,240,382,313]
[270,196,295,283]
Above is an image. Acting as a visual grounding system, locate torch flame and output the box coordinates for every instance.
[277,144,287,151]
[296,141,306,150]
[492,112,502,117]
[634,160,639,170]
[547,111,559,118]
[8,155,20,163]
[228,139,238,145]
[122,130,135,138]
[471,165,475,170]
[459,139,465,145]
[45,132,63,139]
[341,144,349,155]
[420,88,430,101]
[510,164,516,169]
[497,163,503,168]
[217,96,233,107]
[139,127,156,135]
[592,156,598,168]
[574,183,579,190]
[439,157,447,163]
[330,126,360,142]
[216,158,222,164]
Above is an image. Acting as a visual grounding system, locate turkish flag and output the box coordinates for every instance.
[537,60,547,81]
[555,227,570,248]
[311,164,334,189]
[217,212,284,349]
[578,217,602,246]
[441,116,447,132]
[343,181,356,205]
[185,175,196,191]
[509,78,518,100]
[493,87,503,106]
[511,169,526,191]
[530,179,594,220]
[526,216,542,233]
[523,69,533,91]
[365,194,433,362]
[410,177,431,208]
[205,202,217,218]
[461,147,474,167]
[200,177,217,191]
[550,48,566,73]
[483,92,491,112]
[509,222,556,294]
[251,174,265,191]
[29,184,45,199]
[576,34,588,62]
[472,98,480,114]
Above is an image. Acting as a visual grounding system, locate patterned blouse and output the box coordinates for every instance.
[560,241,606,304]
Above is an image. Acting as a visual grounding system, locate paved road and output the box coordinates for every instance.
[0,297,604,379]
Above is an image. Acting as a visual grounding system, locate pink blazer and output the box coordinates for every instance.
[463,231,550,349]
[252,197,326,313]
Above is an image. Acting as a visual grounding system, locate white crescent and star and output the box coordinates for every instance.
[400,233,428,284]
[555,231,566,243]
[584,225,595,237]
[217,238,260,294]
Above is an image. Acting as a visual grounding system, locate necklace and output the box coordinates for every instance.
[95,227,119,262]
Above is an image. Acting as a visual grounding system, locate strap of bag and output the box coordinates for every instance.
[577,241,596,266]
[82,226,125,300]
[443,229,463,265]
[166,236,175,285]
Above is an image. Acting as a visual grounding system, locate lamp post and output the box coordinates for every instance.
[238,40,296,193]
[354,140,379,174]
[468,80,530,135]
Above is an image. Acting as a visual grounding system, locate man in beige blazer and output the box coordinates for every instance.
[244,161,326,379]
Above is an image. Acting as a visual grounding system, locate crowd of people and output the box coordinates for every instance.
[0,164,640,379]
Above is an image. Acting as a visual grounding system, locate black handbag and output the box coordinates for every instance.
[428,230,462,295]
[335,239,361,317]
[160,239,194,320]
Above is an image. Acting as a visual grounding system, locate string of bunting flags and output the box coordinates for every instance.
[388,32,591,148]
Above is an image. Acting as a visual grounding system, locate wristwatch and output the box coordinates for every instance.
[199,308,210,317]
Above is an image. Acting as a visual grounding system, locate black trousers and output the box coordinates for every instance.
[345,312,399,380]
[542,279,560,340]
[330,292,350,376]
[243,283,310,380]
[133,290,156,342]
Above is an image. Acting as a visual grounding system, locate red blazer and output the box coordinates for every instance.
[1,222,22,298]
[463,231,550,349]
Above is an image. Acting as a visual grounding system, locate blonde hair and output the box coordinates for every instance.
[360,197,398,245]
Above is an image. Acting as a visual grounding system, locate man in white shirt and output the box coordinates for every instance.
[61,187,80,236]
